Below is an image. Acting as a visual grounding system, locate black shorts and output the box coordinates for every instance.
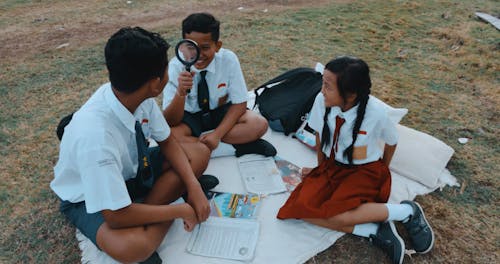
[182,104,231,137]
[59,146,163,249]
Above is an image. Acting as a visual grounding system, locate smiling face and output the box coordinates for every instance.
[184,31,222,70]
[321,69,357,111]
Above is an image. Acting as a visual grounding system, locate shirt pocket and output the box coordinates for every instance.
[353,131,369,160]
[352,145,368,160]
[215,82,229,102]
[218,94,229,106]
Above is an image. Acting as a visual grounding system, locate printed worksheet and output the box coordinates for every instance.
[186,217,260,261]
[237,154,287,195]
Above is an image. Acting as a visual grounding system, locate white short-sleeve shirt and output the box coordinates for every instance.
[308,93,398,164]
[51,83,170,213]
[162,48,248,112]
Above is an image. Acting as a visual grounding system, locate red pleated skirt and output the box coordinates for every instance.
[277,159,391,219]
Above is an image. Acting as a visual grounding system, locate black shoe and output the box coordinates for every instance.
[139,251,162,264]
[401,200,435,254]
[183,174,219,201]
[370,221,405,264]
[198,174,219,191]
[233,139,277,157]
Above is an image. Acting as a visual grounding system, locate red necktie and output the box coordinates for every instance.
[330,116,345,158]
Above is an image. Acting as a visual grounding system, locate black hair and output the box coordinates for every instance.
[182,13,220,41]
[104,27,170,93]
[320,56,372,164]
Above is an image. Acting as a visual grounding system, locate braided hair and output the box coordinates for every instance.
[320,56,372,164]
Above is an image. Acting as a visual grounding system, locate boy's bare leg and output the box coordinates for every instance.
[221,110,268,144]
[95,169,183,262]
[147,141,210,204]
[97,220,172,263]
[95,143,209,263]
[171,124,199,143]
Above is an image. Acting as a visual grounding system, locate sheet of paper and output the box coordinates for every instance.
[186,217,260,261]
[237,154,287,194]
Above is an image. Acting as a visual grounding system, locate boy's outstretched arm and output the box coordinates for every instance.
[199,102,246,150]
[158,135,210,222]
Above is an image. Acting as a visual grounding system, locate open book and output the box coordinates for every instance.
[186,217,260,261]
[237,154,287,194]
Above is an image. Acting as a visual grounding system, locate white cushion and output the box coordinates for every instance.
[369,95,408,124]
[390,124,454,188]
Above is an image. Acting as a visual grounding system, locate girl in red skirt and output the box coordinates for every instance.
[277,56,434,264]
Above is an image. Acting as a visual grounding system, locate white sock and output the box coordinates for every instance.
[352,223,379,238]
[385,203,413,222]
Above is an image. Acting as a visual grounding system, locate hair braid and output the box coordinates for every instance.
[320,107,332,154]
[344,95,369,164]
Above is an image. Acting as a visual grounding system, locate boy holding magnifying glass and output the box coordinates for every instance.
[162,13,276,157]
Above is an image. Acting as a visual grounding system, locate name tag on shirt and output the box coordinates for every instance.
[352,145,368,160]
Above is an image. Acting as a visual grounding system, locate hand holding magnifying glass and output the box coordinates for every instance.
[175,39,200,94]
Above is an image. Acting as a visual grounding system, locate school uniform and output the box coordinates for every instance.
[277,93,398,219]
[162,48,248,136]
[51,83,170,245]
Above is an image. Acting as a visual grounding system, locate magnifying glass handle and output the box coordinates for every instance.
[185,65,191,93]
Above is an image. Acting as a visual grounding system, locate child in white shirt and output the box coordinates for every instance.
[278,56,434,264]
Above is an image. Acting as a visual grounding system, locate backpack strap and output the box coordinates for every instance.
[56,113,74,141]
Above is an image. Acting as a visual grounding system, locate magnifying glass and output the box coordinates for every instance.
[175,39,200,93]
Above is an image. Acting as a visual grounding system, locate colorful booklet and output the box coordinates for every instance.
[274,156,303,192]
[207,191,261,219]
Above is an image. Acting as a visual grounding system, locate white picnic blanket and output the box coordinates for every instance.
[76,129,457,264]
[76,94,458,263]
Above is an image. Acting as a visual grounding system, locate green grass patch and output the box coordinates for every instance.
[1,0,499,263]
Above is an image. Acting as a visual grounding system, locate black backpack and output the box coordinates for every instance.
[253,67,322,135]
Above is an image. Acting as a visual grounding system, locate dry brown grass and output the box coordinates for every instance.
[1,0,498,263]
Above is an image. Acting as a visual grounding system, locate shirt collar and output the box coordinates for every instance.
[338,103,359,124]
[103,83,136,134]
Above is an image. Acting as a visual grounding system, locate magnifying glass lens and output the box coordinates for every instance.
[179,43,197,62]
[175,39,201,93]
[175,39,200,69]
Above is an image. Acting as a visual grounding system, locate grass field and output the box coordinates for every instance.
[0,0,498,263]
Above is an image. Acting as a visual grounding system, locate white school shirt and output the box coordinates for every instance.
[308,93,398,165]
[162,48,248,112]
[51,83,171,213]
